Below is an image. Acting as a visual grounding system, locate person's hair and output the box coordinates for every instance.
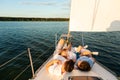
[77,61,91,71]
[58,49,68,59]
[59,49,67,55]
[67,41,72,46]
[64,59,75,72]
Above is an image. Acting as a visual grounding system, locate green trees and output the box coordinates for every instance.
[0,17,69,21]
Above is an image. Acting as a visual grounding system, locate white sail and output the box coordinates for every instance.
[69,0,120,32]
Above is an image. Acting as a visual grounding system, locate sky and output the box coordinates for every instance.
[0,0,71,18]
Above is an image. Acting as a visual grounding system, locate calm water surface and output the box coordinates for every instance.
[0,21,120,80]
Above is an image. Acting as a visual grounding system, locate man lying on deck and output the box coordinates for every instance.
[65,42,95,71]
[75,48,96,71]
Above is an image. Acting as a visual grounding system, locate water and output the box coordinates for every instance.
[0,21,120,80]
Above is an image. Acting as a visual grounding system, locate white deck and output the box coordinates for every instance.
[30,55,118,80]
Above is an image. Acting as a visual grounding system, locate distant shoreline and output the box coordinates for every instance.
[0,17,69,21]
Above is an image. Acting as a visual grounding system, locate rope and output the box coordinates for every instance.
[0,41,48,69]
[13,44,55,80]
[85,35,116,46]
[73,33,116,48]
[91,0,100,30]
[0,51,26,68]
[13,65,30,80]
[81,33,84,46]
[1,25,65,79]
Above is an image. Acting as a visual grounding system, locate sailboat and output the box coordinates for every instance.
[29,0,120,80]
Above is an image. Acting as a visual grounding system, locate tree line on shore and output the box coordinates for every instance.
[0,17,69,21]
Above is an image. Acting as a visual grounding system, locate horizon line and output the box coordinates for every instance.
[0,16,69,19]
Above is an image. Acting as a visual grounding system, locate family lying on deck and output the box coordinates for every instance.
[46,38,95,76]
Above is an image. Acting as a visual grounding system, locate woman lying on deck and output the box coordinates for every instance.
[46,38,76,76]
[46,59,74,76]
[46,49,75,76]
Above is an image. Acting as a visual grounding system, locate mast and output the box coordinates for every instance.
[67,0,72,41]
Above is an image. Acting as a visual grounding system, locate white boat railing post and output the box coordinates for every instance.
[27,48,35,78]
[81,32,84,46]
[55,33,57,48]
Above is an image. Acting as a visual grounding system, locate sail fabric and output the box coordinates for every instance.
[69,0,120,32]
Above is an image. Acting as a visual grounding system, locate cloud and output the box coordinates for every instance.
[20,0,71,8]
[60,1,71,10]
[20,1,71,12]
[21,1,57,6]
[61,6,70,10]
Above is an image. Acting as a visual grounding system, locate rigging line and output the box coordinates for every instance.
[1,34,56,79]
[13,31,61,80]
[0,51,26,68]
[59,25,67,34]
[85,36,116,46]
[37,36,53,43]
[33,44,54,63]
[29,35,53,45]
[91,0,100,30]
[81,33,84,46]
[54,26,67,41]
[13,44,55,80]
[13,64,30,80]
[40,26,65,44]
[79,34,117,47]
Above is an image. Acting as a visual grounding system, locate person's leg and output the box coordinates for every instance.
[56,38,65,51]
